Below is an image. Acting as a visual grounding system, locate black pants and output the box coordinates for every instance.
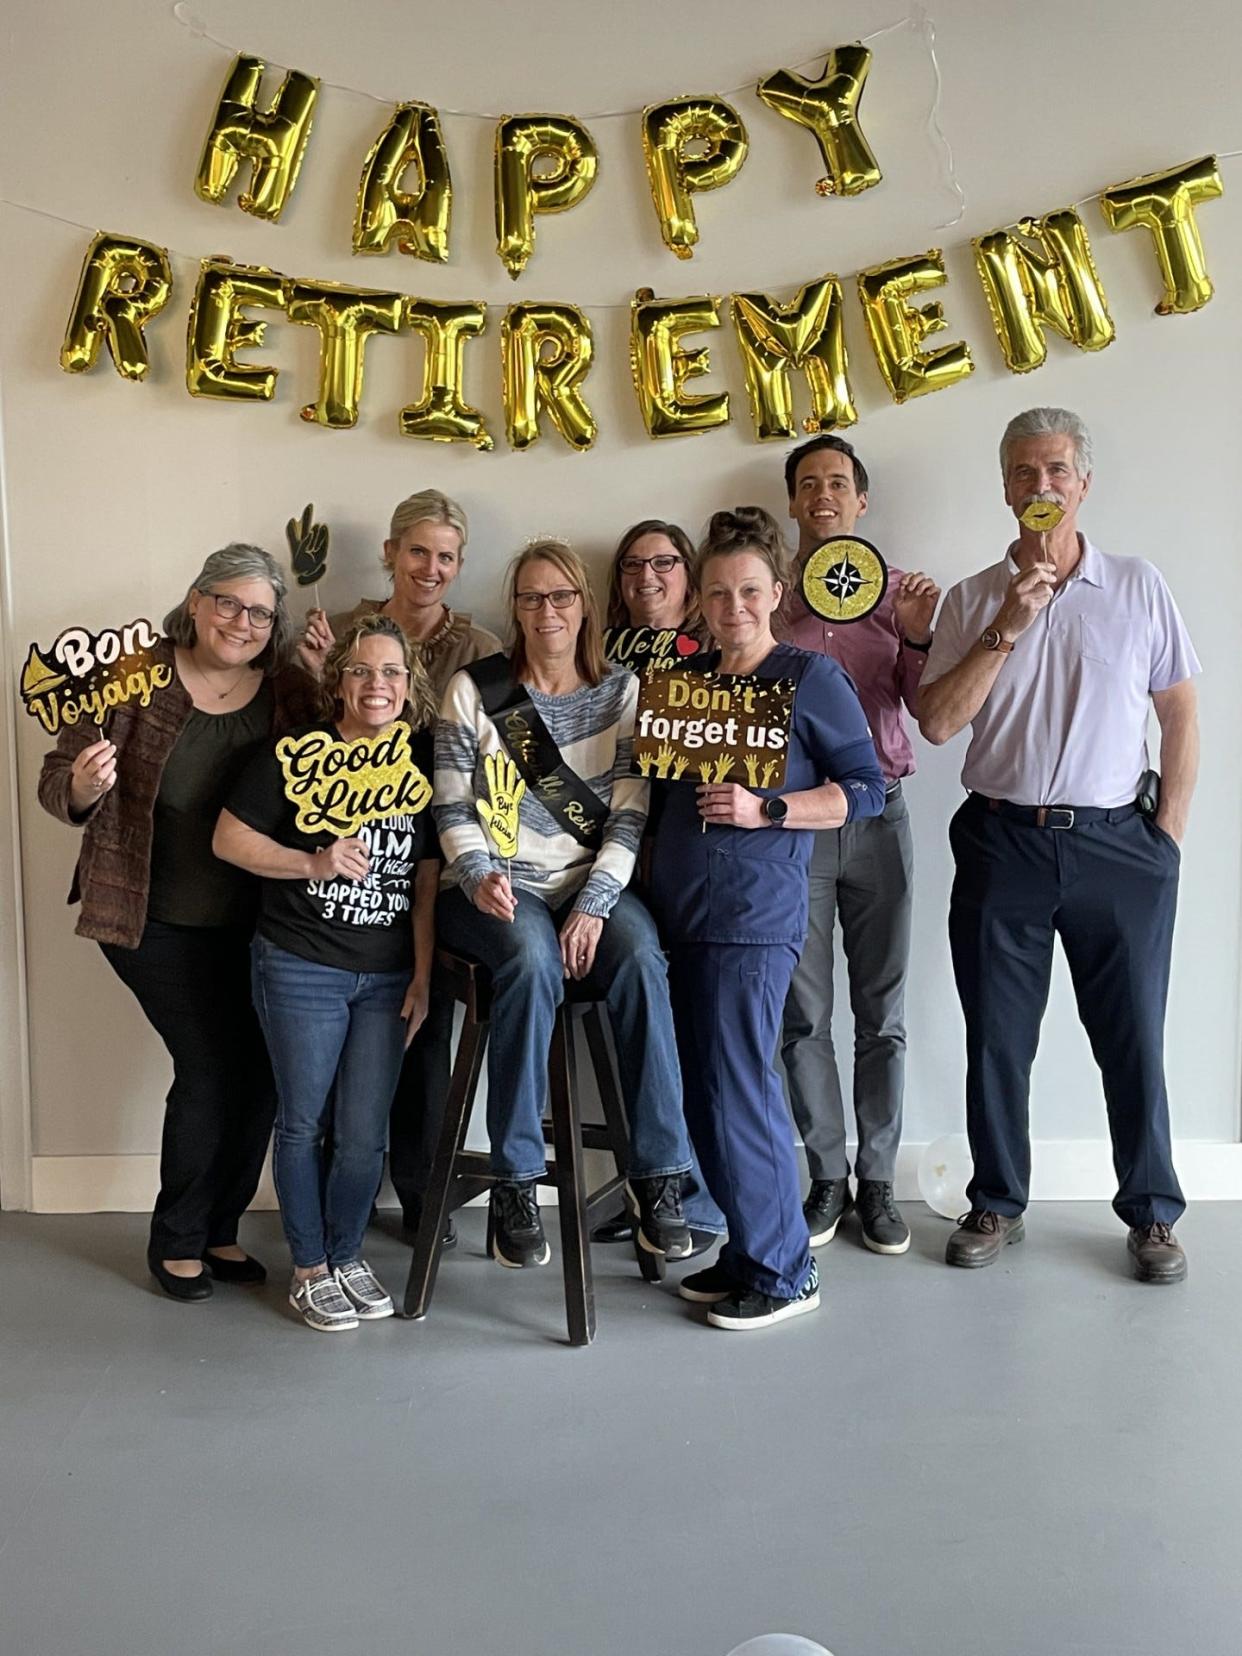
[100,920,277,1260]
[948,796,1185,1229]
[386,984,454,1222]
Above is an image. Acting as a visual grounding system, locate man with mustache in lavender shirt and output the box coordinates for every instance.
[919,407,1200,1284]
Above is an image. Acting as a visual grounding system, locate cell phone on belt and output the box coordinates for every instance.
[1135,769,1161,817]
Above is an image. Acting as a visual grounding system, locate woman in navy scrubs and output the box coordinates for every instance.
[651,508,886,1330]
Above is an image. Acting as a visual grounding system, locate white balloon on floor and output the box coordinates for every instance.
[726,1639,833,1656]
[918,1132,973,1220]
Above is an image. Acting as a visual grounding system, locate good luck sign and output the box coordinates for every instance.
[632,668,794,788]
[276,721,432,836]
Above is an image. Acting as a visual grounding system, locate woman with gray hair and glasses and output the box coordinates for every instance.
[38,543,314,1302]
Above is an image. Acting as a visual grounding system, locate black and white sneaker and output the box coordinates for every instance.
[333,1259,394,1319]
[677,1259,739,1304]
[627,1176,692,1259]
[289,1270,359,1333]
[855,1180,910,1255]
[803,1178,853,1246]
[489,1181,550,1268]
[707,1259,820,1331]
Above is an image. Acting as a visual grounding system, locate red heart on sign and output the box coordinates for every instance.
[675,634,700,656]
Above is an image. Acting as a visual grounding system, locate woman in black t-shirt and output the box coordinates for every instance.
[215,615,438,1333]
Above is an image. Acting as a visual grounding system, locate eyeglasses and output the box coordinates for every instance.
[202,590,276,630]
[515,588,581,611]
[342,665,409,682]
[618,554,684,574]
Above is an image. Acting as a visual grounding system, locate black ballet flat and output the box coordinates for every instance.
[204,1252,267,1286]
[149,1257,214,1302]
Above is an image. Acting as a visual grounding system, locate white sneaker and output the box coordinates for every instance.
[289,1270,359,1332]
[334,1260,394,1320]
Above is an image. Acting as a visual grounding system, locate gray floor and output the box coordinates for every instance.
[1,1204,1239,1656]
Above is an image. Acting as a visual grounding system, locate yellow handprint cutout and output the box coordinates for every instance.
[476,750,526,860]
[742,752,762,786]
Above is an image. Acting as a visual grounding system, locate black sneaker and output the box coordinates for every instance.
[803,1178,853,1246]
[488,1181,550,1268]
[677,1259,739,1303]
[627,1176,692,1259]
[707,1259,820,1331]
[855,1180,910,1255]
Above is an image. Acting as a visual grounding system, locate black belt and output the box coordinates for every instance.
[975,794,1136,830]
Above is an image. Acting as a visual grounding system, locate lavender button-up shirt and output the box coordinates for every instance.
[923,538,1201,808]
[783,566,927,782]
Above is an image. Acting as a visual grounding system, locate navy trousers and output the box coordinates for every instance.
[668,942,812,1299]
[948,796,1185,1229]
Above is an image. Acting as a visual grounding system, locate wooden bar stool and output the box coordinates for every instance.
[401,949,662,1346]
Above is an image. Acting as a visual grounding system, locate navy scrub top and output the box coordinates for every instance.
[650,643,886,946]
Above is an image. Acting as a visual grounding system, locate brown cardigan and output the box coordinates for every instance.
[37,639,317,949]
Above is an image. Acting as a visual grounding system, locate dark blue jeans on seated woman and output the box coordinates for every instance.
[251,935,409,1270]
[437,885,705,1203]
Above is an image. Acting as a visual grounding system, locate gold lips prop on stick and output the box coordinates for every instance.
[800,535,888,624]
[1018,498,1065,533]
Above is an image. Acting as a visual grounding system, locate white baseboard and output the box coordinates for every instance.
[26,1139,1242,1214]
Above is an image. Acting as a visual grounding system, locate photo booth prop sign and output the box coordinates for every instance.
[276,721,431,836]
[19,619,170,735]
[632,668,794,786]
[604,625,705,674]
[800,535,888,623]
[475,750,525,863]
[287,501,330,594]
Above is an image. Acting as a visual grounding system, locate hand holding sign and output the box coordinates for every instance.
[68,737,118,815]
[476,751,525,863]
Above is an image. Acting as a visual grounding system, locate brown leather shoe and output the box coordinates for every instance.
[945,1209,1025,1268]
[1127,1223,1187,1284]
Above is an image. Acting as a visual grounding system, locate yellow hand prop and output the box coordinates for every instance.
[476,751,526,861]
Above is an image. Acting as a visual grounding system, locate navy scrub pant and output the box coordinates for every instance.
[668,942,812,1299]
[948,795,1185,1230]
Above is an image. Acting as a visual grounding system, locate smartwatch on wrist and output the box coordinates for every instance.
[763,796,789,827]
[902,636,932,653]
[980,627,1014,654]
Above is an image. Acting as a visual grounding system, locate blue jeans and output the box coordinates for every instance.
[437,885,700,1194]
[252,936,409,1269]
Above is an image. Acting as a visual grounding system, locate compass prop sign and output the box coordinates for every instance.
[800,535,888,624]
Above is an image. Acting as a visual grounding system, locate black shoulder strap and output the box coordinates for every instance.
[464,654,609,851]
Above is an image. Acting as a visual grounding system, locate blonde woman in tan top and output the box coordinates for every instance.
[299,490,501,1244]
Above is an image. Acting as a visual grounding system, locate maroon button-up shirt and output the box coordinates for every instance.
[782,565,926,781]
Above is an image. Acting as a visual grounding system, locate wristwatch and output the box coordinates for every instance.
[980,627,1014,654]
[763,796,789,826]
[902,636,932,653]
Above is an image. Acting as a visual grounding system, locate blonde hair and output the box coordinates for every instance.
[319,612,438,731]
[382,489,468,575]
[506,540,607,689]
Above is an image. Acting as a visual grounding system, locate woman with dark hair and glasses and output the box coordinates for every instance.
[215,615,440,1333]
[435,539,698,1272]
[38,544,312,1301]
[604,520,701,635]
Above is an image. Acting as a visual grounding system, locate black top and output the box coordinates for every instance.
[146,682,274,928]
[225,722,434,973]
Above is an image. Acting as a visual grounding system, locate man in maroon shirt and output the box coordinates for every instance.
[780,435,940,1255]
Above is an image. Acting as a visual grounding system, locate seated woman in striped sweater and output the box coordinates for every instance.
[434,539,696,1270]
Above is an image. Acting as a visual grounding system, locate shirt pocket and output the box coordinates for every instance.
[1079,616,1136,667]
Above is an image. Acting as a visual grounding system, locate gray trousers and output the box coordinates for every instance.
[781,786,914,1182]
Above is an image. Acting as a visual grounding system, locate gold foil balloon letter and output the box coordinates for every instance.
[194,54,320,223]
[353,102,452,263]
[501,303,596,452]
[973,209,1115,374]
[60,232,173,381]
[1099,155,1224,315]
[493,115,599,279]
[731,275,857,440]
[757,43,882,198]
[857,250,974,403]
[186,258,289,402]
[640,97,749,260]
[629,290,730,439]
[400,299,493,451]
[286,282,404,429]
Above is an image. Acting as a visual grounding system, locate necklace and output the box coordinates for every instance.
[184,651,250,702]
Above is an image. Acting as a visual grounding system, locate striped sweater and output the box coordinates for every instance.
[435,661,647,918]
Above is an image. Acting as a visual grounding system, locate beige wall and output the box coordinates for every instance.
[2,0,1240,1206]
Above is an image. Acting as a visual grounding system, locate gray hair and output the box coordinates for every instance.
[163,543,294,675]
[385,489,469,566]
[1000,407,1094,479]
